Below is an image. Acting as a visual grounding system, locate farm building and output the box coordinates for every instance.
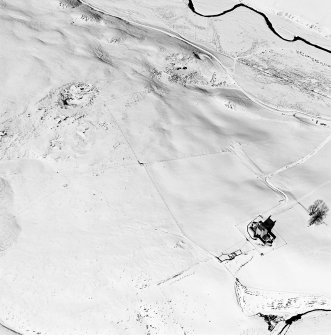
[247,215,276,245]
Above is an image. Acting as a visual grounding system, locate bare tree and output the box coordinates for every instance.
[308,199,329,226]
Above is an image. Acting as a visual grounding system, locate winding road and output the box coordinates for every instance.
[188,0,331,54]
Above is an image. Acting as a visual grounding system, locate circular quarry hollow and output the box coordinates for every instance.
[58,82,99,109]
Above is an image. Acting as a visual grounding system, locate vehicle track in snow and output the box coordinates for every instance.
[232,130,331,214]
[269,133,331,178]
[266,131,331,212]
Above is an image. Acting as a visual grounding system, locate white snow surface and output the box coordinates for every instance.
[1,0,331,334]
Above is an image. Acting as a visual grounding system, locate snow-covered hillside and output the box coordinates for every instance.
[1,0,331,334]
[246,0,331,37]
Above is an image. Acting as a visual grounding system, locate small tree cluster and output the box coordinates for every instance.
[257,313,284,331]
[308,199,329,226]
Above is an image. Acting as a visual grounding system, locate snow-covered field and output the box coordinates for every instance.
[1,0,331,334]
[246,0,331,38]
